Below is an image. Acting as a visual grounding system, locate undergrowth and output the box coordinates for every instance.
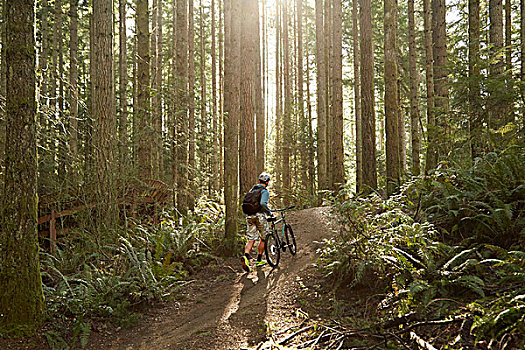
[39,196,224,349]
[318,146,524,347]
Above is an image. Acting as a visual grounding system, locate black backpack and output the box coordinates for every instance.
[242,186,263,215]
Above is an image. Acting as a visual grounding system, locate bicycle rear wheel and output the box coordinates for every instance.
[284,224,297,255]
[264,232,281,267]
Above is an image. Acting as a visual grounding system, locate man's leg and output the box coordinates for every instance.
[245,240,255,255]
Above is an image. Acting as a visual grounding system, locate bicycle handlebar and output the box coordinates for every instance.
[271,205,296,212]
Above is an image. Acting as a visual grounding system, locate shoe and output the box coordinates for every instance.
[242,256,251,272]
[256,260,267,267]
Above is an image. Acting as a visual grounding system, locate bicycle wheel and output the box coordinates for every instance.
[284,224,297,255]
[264,231,281,267]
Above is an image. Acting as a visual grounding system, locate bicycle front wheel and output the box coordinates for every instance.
[284,224,297,255]
[265,232,281,267]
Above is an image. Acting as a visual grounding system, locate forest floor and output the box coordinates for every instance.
[3,206,366,350]
[87,206,344,350]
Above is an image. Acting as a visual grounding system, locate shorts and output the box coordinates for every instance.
[246,212,268,241]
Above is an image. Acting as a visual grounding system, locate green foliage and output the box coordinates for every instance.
[39,198,224,349]
[318,147,525,345]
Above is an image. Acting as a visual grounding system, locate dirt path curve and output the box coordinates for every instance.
[94,207,333,350]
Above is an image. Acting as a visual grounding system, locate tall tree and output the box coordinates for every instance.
[152,0,163,178]
[136,0,151,177]
[223,0,241,254]
[0,0,45,331]
[384,0,400,195]
[70,0,79,168]
[92,0,117,223]
[315,0,327,191]
[119,0,128,170]
[424,0,436,171]
[353,0,362,192]
[469,0,482,158]
[188,0,195,209]
[432,0,449,161]
[331,0,344,188]
[282,0,292,196]
[489,0,505,130]
[360,0,377,193]
[211,0,219,190]
[255,0,264,175]
[522,0,525,126]
[274,0,282,196]
[408,0,421,175]
[175,0,188,213]
[239,0,258,195]
[199,4,207,192]
[297,0,309,191]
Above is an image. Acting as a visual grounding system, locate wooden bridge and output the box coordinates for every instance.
[38,179,173,252]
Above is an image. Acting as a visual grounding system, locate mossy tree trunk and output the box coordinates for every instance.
[0,0,45,333]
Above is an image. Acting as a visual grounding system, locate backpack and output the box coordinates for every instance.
[242,186,263,215]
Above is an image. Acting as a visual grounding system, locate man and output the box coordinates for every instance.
[242,172,273,272]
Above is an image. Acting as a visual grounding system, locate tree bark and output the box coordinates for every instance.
[240,0,258,195]
[0,0,45,332]
[92,0,117,221]
[212,0,219,190]
[489,0,505,131]
[522,0,525,127]
[69,0,79,175]
[188,0,195,209]
[305,23,315,197]
[432,0,449,161]
[274,0,282,197]
[469,0,482,159]
[175,0,188,213]
[385,0,400,196]
[154,0,163,178]
[136,0,151,178]
[315,0,327,192]
[424,0,436,172]
[199,4,207,194]
[255,0,264,176]
[118,0,128,172]
[282,0,292,199]
[331,0,344,189]
[353,0,362,192]
[360,0,377,193]
[408,0,421,175]
[223,0,240,254]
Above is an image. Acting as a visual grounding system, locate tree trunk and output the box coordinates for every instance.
[137,0,151,178]
[0,0,5,175]
[331,0,344,189]
[424,0,436,172]
[324,0,332,189]
[432,0,449,160]
[282,0,292,199]
[505,0,511,122]
[274,0,282,198]
[255,0,264,176]
[199,4,207,194]
[188,0,195,209]
[297,0,308,191]
[92,0,117,222]
[489,0,505,131]
[353,0,362,192]
[240,0,258,195]
[211,0,218,191]
[69,0,79,175]
[0,0,45,332]
[315,0,327,192]
[360,0,377,193]
[385,0,400,196]
[118,0,128,172]
[469,0,482,159]
[305,24,315,197]
[223,0,240,255]
[408,0,421,175]
[175,0,188,213]
[154,0,163,178]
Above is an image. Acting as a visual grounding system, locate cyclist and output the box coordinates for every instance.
[241,172,273,272]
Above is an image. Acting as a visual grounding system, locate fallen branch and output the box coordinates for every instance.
[277,325,314,345]
[410,331,438,350]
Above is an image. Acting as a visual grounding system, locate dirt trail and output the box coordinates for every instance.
[94,207,333,350]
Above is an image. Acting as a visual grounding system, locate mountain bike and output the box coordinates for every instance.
[264,206,297,267]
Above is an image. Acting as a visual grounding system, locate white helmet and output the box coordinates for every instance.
[258,172,271,183]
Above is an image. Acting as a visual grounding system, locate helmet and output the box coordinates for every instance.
[258,172,271,183]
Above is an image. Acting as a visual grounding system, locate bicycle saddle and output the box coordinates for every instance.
[266,216,277,222]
